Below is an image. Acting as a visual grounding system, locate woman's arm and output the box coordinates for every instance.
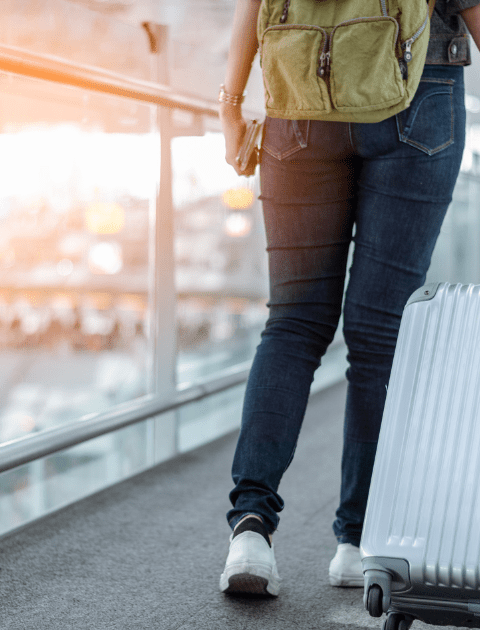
[461,3,480,53]
[219,0,262,174]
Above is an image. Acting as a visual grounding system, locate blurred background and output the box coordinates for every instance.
[0,0,479,536]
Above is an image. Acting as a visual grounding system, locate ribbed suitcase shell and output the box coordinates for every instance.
[361,283,480,627]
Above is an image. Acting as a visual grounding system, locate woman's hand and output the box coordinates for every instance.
[219,104,249,176]
[219,0,262,175]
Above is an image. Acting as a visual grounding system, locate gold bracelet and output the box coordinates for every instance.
[218,84,246,106]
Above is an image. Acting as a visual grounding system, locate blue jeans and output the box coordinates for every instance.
[227,65,466,546]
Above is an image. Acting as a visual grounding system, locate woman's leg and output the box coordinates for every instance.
[333,65,466,546]
[227,118,357,534]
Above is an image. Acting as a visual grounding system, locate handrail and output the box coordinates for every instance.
[0,41,264,474]
[0,43,259,118]
[0,362,251,473]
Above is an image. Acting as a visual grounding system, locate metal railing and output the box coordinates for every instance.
[0,43,219,115]
[0,362,251,473]
[0,38,261,473]
[0,32,348,479]
[0,43,261,119]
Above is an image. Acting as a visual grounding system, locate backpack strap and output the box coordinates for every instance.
[428,0,437,19]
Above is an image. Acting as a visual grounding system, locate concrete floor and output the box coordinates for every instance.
[0,381,457,629]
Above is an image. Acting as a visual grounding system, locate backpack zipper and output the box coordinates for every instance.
[401,11,429,65]
[318,47,329,77]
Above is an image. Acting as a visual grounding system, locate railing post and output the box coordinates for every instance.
[143,23,178,463]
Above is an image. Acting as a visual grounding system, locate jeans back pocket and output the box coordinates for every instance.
[262,118,310,161]
[396,77,455,156]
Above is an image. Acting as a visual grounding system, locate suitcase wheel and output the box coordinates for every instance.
[364,567,392,615]
[367,585,383,617]
[382,613,413,630]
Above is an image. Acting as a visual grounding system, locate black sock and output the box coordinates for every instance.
[233,516,271,547]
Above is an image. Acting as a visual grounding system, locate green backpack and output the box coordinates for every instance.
[257,0,436,123]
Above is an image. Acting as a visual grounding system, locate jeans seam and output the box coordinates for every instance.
[247,385,306,396]
[358,181,452,204]
[347,122,356,153]
[419,77,455,85]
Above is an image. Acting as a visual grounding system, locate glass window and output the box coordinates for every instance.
[171,117,269,386]
[177,383,246,453]
[0,73,159,444]
[427,172,480,285]
[0,419,154,537]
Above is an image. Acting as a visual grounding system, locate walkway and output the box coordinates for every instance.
[0,381,454,629]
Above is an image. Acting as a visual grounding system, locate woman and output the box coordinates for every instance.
[219,0,480,596]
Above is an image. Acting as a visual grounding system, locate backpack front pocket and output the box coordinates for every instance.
[261,25,332,118]
[329,18,404,112]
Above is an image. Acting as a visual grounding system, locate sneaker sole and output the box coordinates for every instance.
[329,573,364,588]
[220,567,280,596]
[222,573,271,595]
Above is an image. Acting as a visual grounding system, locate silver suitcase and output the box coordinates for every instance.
[361,283,480,630]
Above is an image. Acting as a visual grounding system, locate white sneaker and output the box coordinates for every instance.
[219,530,281,596]
[329,542,364,587]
